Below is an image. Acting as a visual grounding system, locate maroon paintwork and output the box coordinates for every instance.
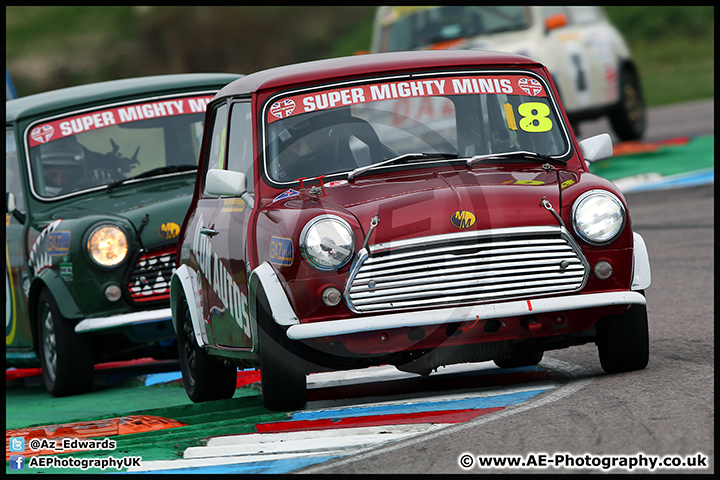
[172,50,649,410]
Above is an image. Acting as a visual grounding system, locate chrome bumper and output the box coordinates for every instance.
[74,308,172,333]
[285,291,646,341]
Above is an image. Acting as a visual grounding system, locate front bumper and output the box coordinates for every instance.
[74,308,172,333]
[286,291,645,341]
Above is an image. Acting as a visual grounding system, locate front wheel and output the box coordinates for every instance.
[257,289,307,411]
[177,296,237,402]
[37,288,94,396]
[596,301,649,374]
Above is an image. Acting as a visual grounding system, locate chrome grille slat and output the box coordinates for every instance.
[350,263,584,294]
[353,251,578,281]
[345,227,589,313]
[351,275,583,304]
[354,283,579,312]
[359,238,570,270]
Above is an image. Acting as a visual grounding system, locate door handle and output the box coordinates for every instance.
[200,226,219,237]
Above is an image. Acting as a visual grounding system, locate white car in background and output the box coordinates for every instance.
[370,6,646,141]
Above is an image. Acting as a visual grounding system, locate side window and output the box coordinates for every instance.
[227,102,254,194]
[6,128,25,212]
[202,103,228,196]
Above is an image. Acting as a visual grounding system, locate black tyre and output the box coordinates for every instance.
[596,301,649,374]
[177,296,237,402]
[257,289,307,411]
[494,350,543,369]
[37,288,94,396]
[608,67,646,142]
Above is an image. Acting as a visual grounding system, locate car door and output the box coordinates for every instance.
[194,101,254,350]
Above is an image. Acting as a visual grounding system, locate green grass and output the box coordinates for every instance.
[632,38,714,106]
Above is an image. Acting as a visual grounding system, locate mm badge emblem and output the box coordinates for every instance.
[158,222,181,239]
[450,211,476,229]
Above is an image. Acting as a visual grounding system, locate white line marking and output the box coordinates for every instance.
[300,358,592,473]
[128,358,589,473]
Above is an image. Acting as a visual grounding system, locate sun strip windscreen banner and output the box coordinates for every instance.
[267,75,547,123]
[28,95,214,148]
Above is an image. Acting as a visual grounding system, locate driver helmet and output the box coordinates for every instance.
[39,136,86,196]
[279,109,348,180]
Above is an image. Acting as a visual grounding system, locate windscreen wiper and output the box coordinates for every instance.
[107,164,197,191]
[348,152,458,180]
[466,151,566,167]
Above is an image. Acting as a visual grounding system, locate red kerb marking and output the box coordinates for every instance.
[255,407,504,433]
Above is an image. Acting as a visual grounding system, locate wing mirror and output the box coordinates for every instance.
[205,169,247,197]
[579,133,613,166]
[6,192,25,224]
[7,192,17,214]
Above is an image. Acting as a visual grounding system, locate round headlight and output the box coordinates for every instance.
[300,215,354,271]
[572,190,626,245]
[87,224,129,267]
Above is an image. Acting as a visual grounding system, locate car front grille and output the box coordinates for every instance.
[127,246,176,304]
[344,226,588,314]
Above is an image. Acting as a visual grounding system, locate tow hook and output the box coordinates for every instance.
[541,196,566,228]
[362,213,380,256]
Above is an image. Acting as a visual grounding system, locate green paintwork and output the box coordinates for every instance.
[6,73,243,367]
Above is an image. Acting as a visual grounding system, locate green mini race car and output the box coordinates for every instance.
[5,73,242,396]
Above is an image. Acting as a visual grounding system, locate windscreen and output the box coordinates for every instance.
[263,72,570,184]
[376,6,531,52]
[27,94,213,199]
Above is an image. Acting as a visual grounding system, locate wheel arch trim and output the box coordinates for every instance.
[171,264,208,347]
[248,262,299,353]
[29,270,83,354]
[631,232,651,291]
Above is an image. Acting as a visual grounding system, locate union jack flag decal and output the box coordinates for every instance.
[31,124,55,144]
[518,78,543,96]
[270,99,296,119]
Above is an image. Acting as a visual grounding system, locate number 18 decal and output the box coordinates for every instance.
[504,102,553,133]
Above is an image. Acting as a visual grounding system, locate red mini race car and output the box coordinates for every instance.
[170,50,651,411]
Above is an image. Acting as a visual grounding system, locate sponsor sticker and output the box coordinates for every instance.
[266,74,547,124]
[273,189,300,203]
[269,236,294,267]
[221,198,246,212]
[46,231,71,256]
[28,95,214,148]
[60,262,73,282]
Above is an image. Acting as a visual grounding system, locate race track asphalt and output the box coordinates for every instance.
[5,123,714,474]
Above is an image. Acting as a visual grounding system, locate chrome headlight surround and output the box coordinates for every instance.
[572,190,626,245]
[299,214,354,271]
[85,223,129,268]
